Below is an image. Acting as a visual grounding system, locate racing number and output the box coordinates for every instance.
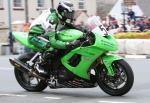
[99,25,108,36]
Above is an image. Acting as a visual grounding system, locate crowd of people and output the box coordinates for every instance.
[20,9,150,35]
[74,10,150,34]
[102,10,150,34]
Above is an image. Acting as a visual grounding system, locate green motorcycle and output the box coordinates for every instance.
[9,16,134,96]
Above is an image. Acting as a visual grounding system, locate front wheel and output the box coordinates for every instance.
[97,59,134,96]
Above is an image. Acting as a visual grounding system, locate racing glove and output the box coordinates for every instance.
[66,40,81,49]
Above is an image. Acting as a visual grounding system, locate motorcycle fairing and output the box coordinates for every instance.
[61,33,120,80]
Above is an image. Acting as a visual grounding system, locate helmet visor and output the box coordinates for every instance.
[64,10,75,20]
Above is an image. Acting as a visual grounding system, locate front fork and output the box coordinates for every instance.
[98,54,122,76]
[27,52,41,66]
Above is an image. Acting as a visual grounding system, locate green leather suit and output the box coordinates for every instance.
[28,9,67,51]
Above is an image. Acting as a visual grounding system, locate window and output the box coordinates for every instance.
[13,0,22,7]
[0,0,3,8]
[78,0,85,9]
[37,0,45,7]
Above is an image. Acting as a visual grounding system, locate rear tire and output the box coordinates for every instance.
[14,53,48,92]
[97,59,134,96]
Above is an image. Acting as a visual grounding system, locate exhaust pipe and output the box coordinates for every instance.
[9,59,46,80]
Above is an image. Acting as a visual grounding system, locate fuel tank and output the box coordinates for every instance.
[58,29,84,42]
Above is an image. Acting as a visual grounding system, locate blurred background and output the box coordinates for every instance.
[0,0,150,55]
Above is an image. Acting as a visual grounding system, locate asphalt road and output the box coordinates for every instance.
[0,55,150,103]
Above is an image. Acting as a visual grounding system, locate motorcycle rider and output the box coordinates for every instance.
[28,0,80,76]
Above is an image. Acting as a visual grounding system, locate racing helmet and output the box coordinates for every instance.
[57,0,74,22]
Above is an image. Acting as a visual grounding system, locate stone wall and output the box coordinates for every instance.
[115,39,150,55]
[0,27,10,55]
[0,27,9,43]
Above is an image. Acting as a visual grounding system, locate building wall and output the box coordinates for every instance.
[53,0,97,16]
[0,27,9,43]
[0,1,8,27]
[0,0,97,27]
[11,0,25,21]
[96,0,117,19]
[136,0,150,16]
[28,0,52,21]
[0,0,52,27]
[0,1,9,43]
[85,0,97,16]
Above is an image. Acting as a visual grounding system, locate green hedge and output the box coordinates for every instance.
[115,31,150,39]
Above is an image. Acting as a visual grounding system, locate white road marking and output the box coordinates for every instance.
[0,67,13,71]
[98,101,136,103]
[44,96,62,100]
[0,94,27,97]
[125,55,146,59]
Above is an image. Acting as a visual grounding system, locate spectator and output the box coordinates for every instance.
[145,17,150,30]
[106,15,115,26]
[107,17,119,30]
[127,9,136,21]
[24,22,30,32]
[126,20,139,32]
[108,18,121,34]
[135,19,147,32]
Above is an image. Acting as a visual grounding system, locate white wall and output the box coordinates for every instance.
[115,39,150,55]
[0,0,97,27]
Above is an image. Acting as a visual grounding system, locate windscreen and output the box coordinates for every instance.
[87,16,108,36]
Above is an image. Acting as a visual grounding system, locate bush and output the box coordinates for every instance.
[115,31,150,39]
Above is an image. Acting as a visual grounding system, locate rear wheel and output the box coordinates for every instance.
[14,53,48,92]
[97,59,134,96]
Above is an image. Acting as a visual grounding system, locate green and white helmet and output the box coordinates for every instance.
[57,0,74,22]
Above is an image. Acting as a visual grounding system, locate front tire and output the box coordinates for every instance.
[97,59,134,96]
[14,53,48,92]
